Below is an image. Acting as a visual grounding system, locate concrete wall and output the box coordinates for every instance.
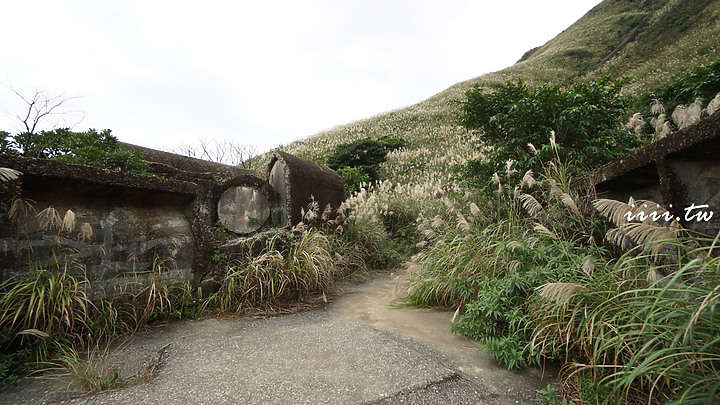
[1,148,344,298]
[0,155,198,299]
[585,110,720,236]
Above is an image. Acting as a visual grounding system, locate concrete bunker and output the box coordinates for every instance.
[581,110,720,236]
[214,173,278,235]
[268,150,345,227]
[1,145,345,297]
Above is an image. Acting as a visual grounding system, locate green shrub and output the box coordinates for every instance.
[1,128,150,174]
[366,247,401,270]
[326,135,405,188]
[455,76,641,190]
[336,166,371,196]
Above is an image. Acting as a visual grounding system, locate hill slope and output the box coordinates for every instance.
[274,0,720,178]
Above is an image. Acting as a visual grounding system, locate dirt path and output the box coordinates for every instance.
[0,263,555,404]
[331,263,555,402]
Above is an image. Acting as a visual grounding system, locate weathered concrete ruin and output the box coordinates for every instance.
[0,147,344,298]
[583,110,720,236]
[268,150,345,228]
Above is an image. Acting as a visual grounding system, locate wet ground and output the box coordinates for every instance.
[0,262,555,404]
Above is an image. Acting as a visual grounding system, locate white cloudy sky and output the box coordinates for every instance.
[0,0,602,155]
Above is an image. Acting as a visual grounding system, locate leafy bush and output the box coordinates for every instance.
[326,136,405,193]
[455,76,641,190]
[1,128,150,174]
[336,166,371,197]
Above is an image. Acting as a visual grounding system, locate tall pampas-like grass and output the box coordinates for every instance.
[37,206,62,231]
[520,193,543,216]
[537,282,588,307]
[0,167,21,182]
[707,92,720,116]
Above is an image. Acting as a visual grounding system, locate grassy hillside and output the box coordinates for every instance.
[272,0,720,175]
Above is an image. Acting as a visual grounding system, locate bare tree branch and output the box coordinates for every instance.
[2,82,84,135]
[168,138,259,169]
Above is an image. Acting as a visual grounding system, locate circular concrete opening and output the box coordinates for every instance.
[217,186,271,234]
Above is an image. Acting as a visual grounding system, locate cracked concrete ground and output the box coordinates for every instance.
[0,265,555,404]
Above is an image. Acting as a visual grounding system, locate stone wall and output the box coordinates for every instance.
[0,155,198,299]
[1,147,345,298]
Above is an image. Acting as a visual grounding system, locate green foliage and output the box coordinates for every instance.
[366,247,401,270]
[1,128,151,174]
[326,136,405,190]
[336,166,371,196]
[447,227,596,369]
[455,76,641,190]
[366,212,417,271]
[536,384,578,405]
[531,244,720,404]
[658,57,720,108]
[409,140,720,401]
[0,344,31,387]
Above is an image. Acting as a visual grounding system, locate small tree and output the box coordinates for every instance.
[1,86,149,174]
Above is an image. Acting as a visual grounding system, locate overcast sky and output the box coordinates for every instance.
[1,0,602,155]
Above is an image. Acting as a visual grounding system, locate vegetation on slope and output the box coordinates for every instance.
[265,0,720,402]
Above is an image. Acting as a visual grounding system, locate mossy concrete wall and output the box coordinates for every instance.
[0,155,198,299]
[1,147,343,298]
[585,110,720,236]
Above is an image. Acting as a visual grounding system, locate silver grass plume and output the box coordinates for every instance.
[593,198,635,226]
[38,206,62,231]
[507,241,524,251]
[469,202,481,217]
[707,93,720,116]
[519,170,536,189]
[62,209,76,232]
[581,256,595,276]
[492,172,502,194]
[626,113,645,135]
[526,236,540,248]
[443,197,458,213]
[646,267,664,284]
[321,204,333,221]
[537,282,588,307]
[560,193,582,218]
[650,99,665,115]
[520,193,543,216]
[527,143,538,156]
[620,222,677,256]
[79,222,93,242]
[606,228,634,250]
[534,223,558,239]
[456,213,470,231]
[0,167,22,182]
[651,114,670,138]
[505,159,517,177]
